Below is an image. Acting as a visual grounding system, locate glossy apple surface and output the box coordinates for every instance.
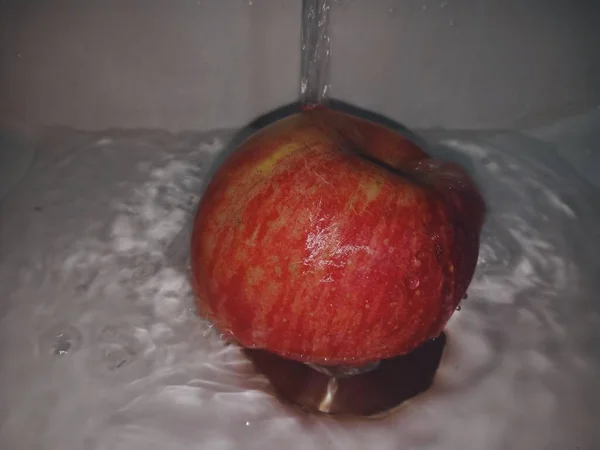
[191,107,485,366]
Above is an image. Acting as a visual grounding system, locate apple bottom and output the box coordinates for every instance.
[244,332,446,417]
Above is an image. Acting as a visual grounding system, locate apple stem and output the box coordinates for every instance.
[300,0,331,107]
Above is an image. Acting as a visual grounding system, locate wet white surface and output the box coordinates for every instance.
[0,112,599,450]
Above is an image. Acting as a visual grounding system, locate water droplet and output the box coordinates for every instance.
[413,253,423,267]
[245,421,251,426]
[219,329,236,344]
[407,276,420,290]
[462,293,468,300]
[456,305,462,311]
[39,325,82,356]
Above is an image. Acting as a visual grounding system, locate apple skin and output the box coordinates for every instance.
[191,107,485,366]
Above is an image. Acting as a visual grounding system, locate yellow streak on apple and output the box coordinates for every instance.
[255,142,303,175]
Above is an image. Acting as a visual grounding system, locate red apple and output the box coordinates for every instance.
[190,107,485,366]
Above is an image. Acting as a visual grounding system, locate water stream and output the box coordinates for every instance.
[300,0,332,106]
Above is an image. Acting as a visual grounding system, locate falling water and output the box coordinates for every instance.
[300,0,332,106]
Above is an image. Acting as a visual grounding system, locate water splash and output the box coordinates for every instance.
[0,121,599,449]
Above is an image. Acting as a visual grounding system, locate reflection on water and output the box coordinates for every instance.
[245,333,446,417]
[0,117,599,449]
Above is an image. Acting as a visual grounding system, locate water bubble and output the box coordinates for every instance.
[456,305,462,311]
[39,325,82,356]
[462,293,468,300]
[407,276,420,290]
